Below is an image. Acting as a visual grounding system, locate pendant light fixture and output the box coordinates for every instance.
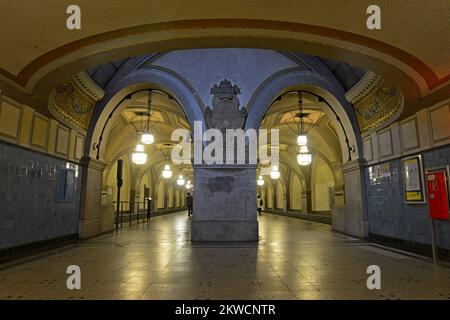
[141,90,154,145]
[296,91,312,166]
[177,175,185,186]
[270,165,280,179]
[296,91,309,146]
[257,175,265,186]
[297,153,312,166]
[299,145,309,153]
[141,133,154,145]
[132,143,147,165]
[162,164,173,179]
[160,144,173,179]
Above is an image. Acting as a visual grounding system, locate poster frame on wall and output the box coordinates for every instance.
[402,154,426,204]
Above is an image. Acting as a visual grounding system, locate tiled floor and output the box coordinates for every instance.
[1,212,450,300]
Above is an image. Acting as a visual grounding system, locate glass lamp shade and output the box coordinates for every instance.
[132,152,147,165]
[270,166,280,179]
[135,144,145,152]
[299,145,309,153]
[141,133,154,145]
[162,164,172,179]
[177,175,185,186]
[131,144,147,164]
[297,153,312,166]
[257,175,265,186]
[297,134,308,146]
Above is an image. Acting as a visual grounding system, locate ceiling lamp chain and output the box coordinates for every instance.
[128,90,157,165]
[296,91,312,166]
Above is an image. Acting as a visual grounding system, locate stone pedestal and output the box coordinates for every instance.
[191,165,258,242]
[332,160,369,238]
[78,157,108,239]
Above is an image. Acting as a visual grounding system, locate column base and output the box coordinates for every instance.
[191,220,259,242]
[78,217,102,239]
[332,160,369,239]
[78,157,108,239]
[79,205,115,238]
[332,207,369,238]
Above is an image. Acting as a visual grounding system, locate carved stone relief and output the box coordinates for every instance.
[205,79,247,131]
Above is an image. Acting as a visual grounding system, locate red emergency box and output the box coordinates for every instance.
[426,170,449,220]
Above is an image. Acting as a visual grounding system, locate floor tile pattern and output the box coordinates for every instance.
[1,212,450,300]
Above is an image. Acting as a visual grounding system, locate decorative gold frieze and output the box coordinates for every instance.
[48,72,104,133]
[346,72,403,133]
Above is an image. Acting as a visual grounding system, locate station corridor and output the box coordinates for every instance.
[1,212,449,300]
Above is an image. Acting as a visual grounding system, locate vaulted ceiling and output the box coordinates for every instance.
[260,92,343,184]
[104,90,189,161]
[0,0,448,113]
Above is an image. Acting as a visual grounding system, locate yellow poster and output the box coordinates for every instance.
[402,156,425,203]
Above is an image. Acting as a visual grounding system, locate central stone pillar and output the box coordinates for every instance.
[191,164,258,242]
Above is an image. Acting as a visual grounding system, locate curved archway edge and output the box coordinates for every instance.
[245,69,362,163]
[86,68,205,160]
[10,19,441,105]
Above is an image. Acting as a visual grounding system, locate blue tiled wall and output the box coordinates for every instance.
[0,141,81,250]
[366,145,450,249]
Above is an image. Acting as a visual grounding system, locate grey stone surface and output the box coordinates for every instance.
[0,141,81,250]
[191,221,258,242]
[332,160,368,238]
[78,157,108,239]
[151,49,299,109]
[366,145,450,248]
[191,165,258,241]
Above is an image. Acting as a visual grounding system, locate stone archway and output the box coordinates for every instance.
[86,67,205,161]
[245,69,369,237]
[78,68,203,239]
[245,69,362,161]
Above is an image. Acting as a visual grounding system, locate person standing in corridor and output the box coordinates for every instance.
[186,192,193,217]
[257,195,263,216]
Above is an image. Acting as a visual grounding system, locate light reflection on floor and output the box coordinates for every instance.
[1,211,450,300]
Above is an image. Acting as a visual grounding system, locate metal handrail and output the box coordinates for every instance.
[113,199,152,229]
